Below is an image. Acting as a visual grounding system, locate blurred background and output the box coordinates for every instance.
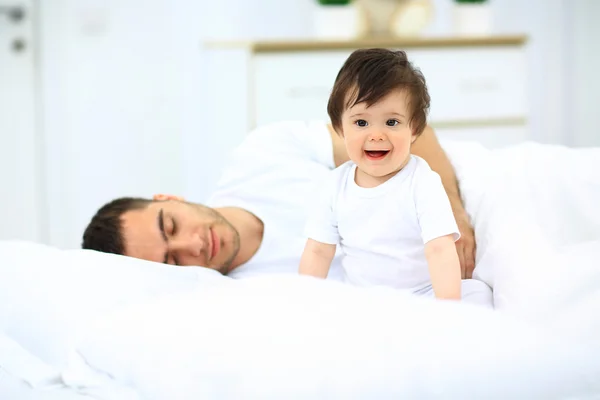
[0,0,598,249]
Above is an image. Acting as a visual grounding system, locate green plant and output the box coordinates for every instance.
[454,0,488,3]
[317,0,352,5]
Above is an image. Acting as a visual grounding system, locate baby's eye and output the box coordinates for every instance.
[354,119,368,127]
[386,119,400,127]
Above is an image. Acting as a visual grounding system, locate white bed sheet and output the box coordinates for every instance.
[0,241,230,370]
[442,140,600,344]
[0,371,116,400]
[1,140,599,399]
[0,330,138,400]
[62,276,600,399]
[0,374,83,400]
[441,140,600,249]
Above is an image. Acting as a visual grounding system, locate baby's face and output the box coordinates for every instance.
[341,89,416,187]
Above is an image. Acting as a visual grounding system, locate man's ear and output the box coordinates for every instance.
[153,194,185,202]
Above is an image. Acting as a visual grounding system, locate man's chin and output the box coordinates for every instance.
[208,258,230,275]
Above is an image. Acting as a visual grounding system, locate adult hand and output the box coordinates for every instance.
[454,210,476,279]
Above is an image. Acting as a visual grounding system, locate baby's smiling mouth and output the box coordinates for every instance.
[364,150,390,160]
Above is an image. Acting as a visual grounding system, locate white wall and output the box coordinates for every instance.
[40,0,204,248]
[569,0,600,147]
[38,0,318,249]
[202,0,312,40]
[35,0,593,249]
[0,0,43,243]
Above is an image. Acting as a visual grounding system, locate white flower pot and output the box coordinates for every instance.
[452,3,492,36]
[313,4,361,40]
[358,0,398,36]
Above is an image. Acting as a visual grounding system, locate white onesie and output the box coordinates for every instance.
[305,155,492,307]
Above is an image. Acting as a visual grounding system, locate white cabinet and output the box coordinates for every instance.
[205,35,529,149]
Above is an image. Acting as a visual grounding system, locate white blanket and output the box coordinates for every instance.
[61,141,600,398]
[443,140,600,343]
[1,140,599,398]
[64,276,600,399]
[0,330,136,400]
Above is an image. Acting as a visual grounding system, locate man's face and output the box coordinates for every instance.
[120,199,240,274]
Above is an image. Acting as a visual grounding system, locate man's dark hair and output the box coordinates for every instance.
[82,197,152,255]
[327,48,431,136]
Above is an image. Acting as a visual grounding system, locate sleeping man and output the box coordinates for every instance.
[82,120,477,281]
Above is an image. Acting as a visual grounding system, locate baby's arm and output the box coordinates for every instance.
[424,234,462,300]
[413,162,463,300]
[300,167,343,278]
[299,239,336,278]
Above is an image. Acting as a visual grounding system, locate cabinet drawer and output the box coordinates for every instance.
[252,47,527,127]
[253,51,345,126]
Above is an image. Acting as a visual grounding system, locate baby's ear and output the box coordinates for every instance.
[153,194,185,202]
[328,122,344,138]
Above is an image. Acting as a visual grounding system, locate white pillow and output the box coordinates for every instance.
[491,143,600,247]
[443,141,600,343]
[66,276,600,399]
[494,239,600,344]
[0,240,231,369]
[439,139,498,285]
[549,241,600,342]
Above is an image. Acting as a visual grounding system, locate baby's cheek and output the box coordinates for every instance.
[401,136,414,152]
[345,140,364,158]
[347,150,363,165]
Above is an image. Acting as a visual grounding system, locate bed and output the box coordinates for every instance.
[1,140,599,399]
[0,328,136,399]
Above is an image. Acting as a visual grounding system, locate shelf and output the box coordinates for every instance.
[203,35,528,53]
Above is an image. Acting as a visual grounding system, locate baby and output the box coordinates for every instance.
[299,48,492,307]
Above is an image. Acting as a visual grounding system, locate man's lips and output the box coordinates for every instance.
[210,228,220,260]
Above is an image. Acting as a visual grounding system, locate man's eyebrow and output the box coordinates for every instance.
[157,208,169,264]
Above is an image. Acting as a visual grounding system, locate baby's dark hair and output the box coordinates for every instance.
[327,48,430,136]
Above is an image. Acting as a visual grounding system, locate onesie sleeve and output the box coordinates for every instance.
[414,170,461,244]
[303,171,340,245]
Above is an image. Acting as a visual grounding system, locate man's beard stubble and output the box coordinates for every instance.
[194,203,241,275]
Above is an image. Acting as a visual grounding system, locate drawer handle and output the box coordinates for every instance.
[286,86,331,98]
[458,78,499,93]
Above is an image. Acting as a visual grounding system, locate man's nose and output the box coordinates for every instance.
[171,233,205,257]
